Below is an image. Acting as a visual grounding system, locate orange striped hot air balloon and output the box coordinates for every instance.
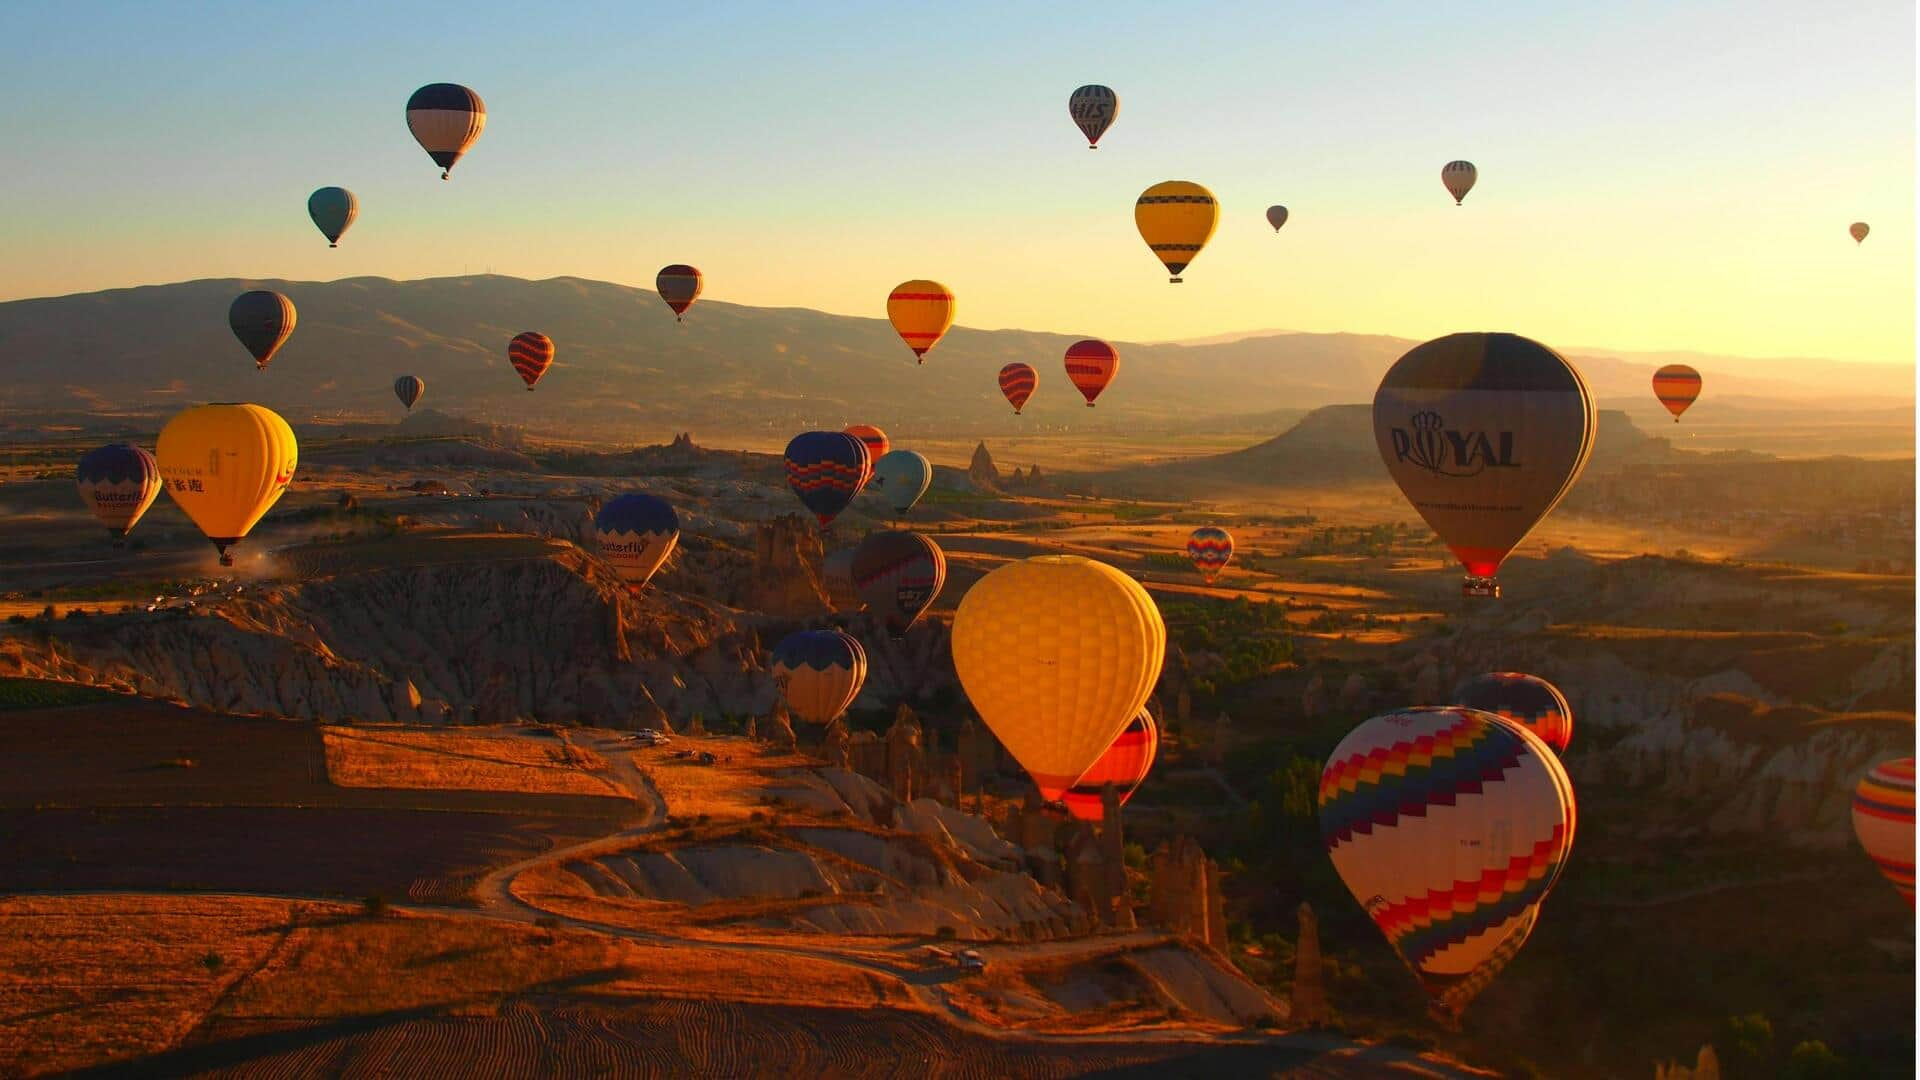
[508,332,554,390]
[1062,709,1158,822]
[1064,340,1119,406]
[999,363,1037,414]
[1853,758,1914,906]
[844,425,890,479]
[887,280,955,363]
[1651,364,1701,422]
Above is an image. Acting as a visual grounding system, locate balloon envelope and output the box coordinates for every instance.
[1651,364,1701,422]
[1062,709,1157,822]
[75,443,161,541]
[155,403,298,566]
[1320,706,1575,1016]
[1452,672,1573,754]
[1442,160,1477,204]
[657,264,703,319]
[1373,332,1595,597]
[508,332,554,390]
[1186,526,1233,584]
[393,375,425,411]
[308,187,358,247]
[998,362,1038,414]
[594,493,680,588]
[1852,758,1914,906]
[887,280,955,362]
[852,529,945,636]
[952,555,1166,799]
[844,425,890,477]
[771,629,867,725]
[406,83,486,179]
[784,431,869,528]
[1135,181,1219,283]
[229,291,297,371]
[1266,205,1289,232]
[1850,222,1870,244]
[871,450,932,515]
[1064,340,1119,406]
[1068,84,1119,148]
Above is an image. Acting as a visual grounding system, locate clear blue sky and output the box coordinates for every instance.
[0,1,1911,363]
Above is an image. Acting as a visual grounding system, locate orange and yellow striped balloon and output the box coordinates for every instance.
[1651,364,1701,422]
[887,280,955,363]
[1853,758,1914,906]
[1135,181,1219,283]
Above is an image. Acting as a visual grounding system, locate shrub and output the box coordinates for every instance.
[362,894,389,918]
[200,952,223,973]
[934,925,958,940]
[533,916,559,930]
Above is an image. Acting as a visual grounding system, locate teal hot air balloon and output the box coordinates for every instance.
[871,450,932,516]
[308,187,358,247]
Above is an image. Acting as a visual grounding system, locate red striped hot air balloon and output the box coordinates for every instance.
[508,332,554,391]
[1651,364,1701,422]
[844,425,890,480]
[656,264,702,321]
[1064,339,1119,407]
[1853,758,1915,906]
[1062,709,1157,822]
[887,280,955,363]
[999,363,1037,414]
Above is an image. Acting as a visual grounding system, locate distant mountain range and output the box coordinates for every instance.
[0,275,1906,443]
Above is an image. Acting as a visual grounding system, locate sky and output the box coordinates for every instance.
[0,1,1912,365]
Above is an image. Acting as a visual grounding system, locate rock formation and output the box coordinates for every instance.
[1291,902,1330,1027]
[967,442,1000,493]
[1148,836,1226,949]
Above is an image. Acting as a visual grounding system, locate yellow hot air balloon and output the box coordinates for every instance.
[1135,181,1219,283]
[951,556,1165,800]
[155,403,298,567]
[886,280,955,363]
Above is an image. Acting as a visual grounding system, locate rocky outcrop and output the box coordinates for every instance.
[967,442,1000,493]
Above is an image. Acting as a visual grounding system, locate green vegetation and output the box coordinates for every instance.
[1160,596,1297,696]
[0,678,119,710]
[1290,523,1405,558]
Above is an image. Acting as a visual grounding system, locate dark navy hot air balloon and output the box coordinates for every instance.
[229,291,296,372]
[308,187,358,247]
[393,375,425,411]
[771,629,867,725]
[784,431,869,529]
[594,493,680,589]
[75,443,161,544]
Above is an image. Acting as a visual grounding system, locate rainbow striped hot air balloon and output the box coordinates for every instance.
[1452,672,1573,755]
[1852,758,1915,906]
[1651,364,1701,423]
[1320,707,1576,1020]
[999,362,1037,414]
[887,280,955,363]
[75,444,161,544]
[1186,526,1233,584]
[1064,340,1119,407]
[784,431,869,529]
[508,332,554,390]
[771,629,867,725]
[1062,709,1158,822]
[656,264,703,321]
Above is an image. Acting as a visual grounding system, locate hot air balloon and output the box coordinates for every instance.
[1061,709,1157,822]
[1452,672,1573,755]
[887,280,955,363]
[952,555,1166,801]
[852,529,945,637]
[75,444,161,545]
[1266,205,1289,232]
[871,450,932,515]
[393,375,425,411]
[844,425,890,475]
[1850,222,1870,244]
[308,187,358,247]
[508,332,553,390]
[1442,161,1477,205]
[229,291,296,372]
[998,362,1038,414]
[1320,707,1576,1019]
[1068,84,1119,149]
[406,83,486,179]
[1135,181,1219,283]
[594,493,680,589]
[1186,526,1233,584]
[155,403,298,567]
[1064,340,1119,406]
[1651,364,1701,423]
[823,548,864,613]
[771,629,867,725]
[1373,333,1595,598]
[784,431,869,529]
[1852,758,1914,906]
[657,264,702,320]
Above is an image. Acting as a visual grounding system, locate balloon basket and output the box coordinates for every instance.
[1462,576,1499,599]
